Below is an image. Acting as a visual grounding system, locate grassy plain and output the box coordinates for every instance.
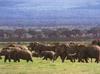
[0,41,99,74]
[0,57,100,74]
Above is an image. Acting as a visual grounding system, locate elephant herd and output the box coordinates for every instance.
[0,41,100,63]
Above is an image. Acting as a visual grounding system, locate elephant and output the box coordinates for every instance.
[66,53,77,62]
[55,44,68,63]
[40,51,56,62]
[28,42,56,53]
[17,48,33,62]
[7,44,29,51]
[66,43,79,62]
[0,47,33,62]
[0,47,20,62]
[77,45,100,63]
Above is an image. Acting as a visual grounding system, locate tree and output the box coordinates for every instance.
[87,27,100,38]
[71,29,82,37]
[14,29,27,39]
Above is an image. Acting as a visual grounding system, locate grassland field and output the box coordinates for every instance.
[0,41,99,74]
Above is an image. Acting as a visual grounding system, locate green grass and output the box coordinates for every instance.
[0,58,100,74]
[0,41,98,74]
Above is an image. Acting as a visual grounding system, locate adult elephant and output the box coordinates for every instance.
[66,43,79,62]
[28,42,56,54]
[7,44,29,51]
[0,47,33,62]
[0,47,20,62]
[77,45,100,63]
[55,44,68,63]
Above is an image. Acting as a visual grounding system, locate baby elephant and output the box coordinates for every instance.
[40,51,56,62]
[32,51,39,57]
[67,53,77,62]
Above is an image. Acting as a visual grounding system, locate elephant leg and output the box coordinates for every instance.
[8,58,11,62]
[27,60,29,62]
[18,59,20,62]
[4,56,7,62]
[78,56,82,62]
[49,57,53,62]
[84,58,88,63]
[16,56,20,62]
[70,56,74,62]
[49,56,53,61]
[71,57,75,62]
[30,59,33,62]
[97,60,99,63]
[14,59,17,62]
[70,58,73,62]
[78,59,81,62]
[60,55,66,63]
[45,58,47,60]
[13,58,18,62]
[29,58,33,62]
[95,57,99,63]
[85,59,88,63]
[54,55,59,60]
[43,56,47,60]
[8,54,11,62]
[14,58,20,62]
[78,58,84,62]
[95,59,99,63]
[42,57,46,60]
[95,59,97,63]
[78,59,80,62]
[42,57,45,60]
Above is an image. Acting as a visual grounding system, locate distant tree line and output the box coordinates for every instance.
[0,27,100,41]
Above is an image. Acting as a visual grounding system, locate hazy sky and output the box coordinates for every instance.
[0,0,100,24]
